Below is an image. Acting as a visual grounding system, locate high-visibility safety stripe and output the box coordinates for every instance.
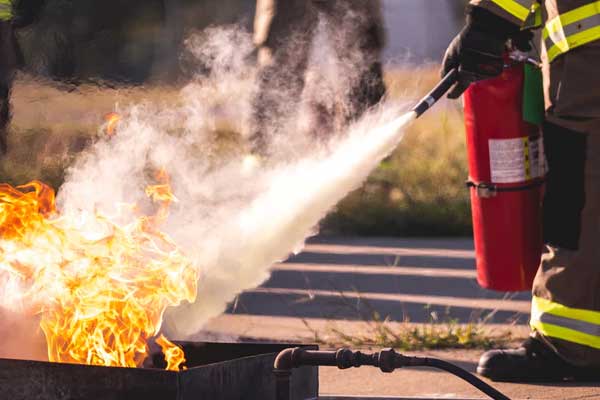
[0,0,12,21]
[523,2,543,29]
[490,0,534,22]
[543,1,600,62]
[531,296,600,349]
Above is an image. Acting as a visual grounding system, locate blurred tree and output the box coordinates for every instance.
[17,0,254,83]
[18,0,166,83]
[15,0,468,83]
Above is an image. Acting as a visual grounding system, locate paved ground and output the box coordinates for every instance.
[201,237,600,399]
[227,237,531,324]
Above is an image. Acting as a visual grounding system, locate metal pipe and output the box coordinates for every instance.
[274,347,511,400]
[509,51,542,68]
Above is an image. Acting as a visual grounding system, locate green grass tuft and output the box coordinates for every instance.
[307,311,513,351]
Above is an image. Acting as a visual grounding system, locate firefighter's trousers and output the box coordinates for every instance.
[532,121,600,367]
[251,0,386,152]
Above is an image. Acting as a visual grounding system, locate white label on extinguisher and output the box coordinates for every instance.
[488,137,544,183]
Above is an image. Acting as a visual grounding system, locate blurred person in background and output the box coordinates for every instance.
[0,0,17,155]
[443,0,600,381]
[249,0,387,155]
[0,0,44,154]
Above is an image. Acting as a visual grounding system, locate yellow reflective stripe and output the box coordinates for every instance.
[531,319,600,349]
[533,296,600,327]
[544,3,600,40]
[546,1,600,37]
[543,1,600,62]
[490,0,532,22]
[547,25,600,62]
[531,296,600,349]
[523,3,543,29]
[0,1,12,21]
[534,4,543,27]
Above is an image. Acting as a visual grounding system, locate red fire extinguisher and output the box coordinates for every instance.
[463,61,544,292]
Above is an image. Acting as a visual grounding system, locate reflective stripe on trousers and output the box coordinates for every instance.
[544,1,600,62]
[531,296,600,349]
[0,1,12,21]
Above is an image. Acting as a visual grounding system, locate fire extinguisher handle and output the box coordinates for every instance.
[412,68,459,118]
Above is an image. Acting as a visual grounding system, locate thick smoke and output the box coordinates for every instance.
[55,24,415,339]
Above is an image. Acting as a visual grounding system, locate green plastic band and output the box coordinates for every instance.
[522,64,544,125]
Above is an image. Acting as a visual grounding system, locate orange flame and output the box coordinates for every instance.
[0,175,196,370]
[145,168,179,225]
[104,112,121,137]
[156,334,187,371]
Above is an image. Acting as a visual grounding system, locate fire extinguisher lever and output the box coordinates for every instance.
[509,51,542,69]
[411,68,459,118]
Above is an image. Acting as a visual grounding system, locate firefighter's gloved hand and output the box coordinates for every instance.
[511,29,534,52]
[442,7,520,99]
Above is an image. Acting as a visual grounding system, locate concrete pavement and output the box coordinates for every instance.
[225,237,530,326]
[200,237,600,399]
[320,349,600,399]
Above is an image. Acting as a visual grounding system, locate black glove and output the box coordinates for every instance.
[442,6,521,99]
[511,29,534,52]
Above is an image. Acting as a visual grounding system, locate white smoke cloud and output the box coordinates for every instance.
[54,24,416,339]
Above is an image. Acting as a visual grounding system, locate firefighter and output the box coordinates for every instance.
[250,0,386,155]
[443,0,600,381]
[0,0,45,154]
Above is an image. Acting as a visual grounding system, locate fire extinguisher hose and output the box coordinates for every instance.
[414,356,511,400]
[412,68,459,118]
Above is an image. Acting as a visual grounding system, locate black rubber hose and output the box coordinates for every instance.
[273,348,512,400]
[412,357,510,400]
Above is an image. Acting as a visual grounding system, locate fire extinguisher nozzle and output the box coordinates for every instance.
[412,69,459,118]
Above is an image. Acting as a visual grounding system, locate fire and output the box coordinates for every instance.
[0,176,197,371]
[104,112,121,137]
[156,334,186,371]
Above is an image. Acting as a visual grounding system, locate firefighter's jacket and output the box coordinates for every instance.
[471,0,600,132]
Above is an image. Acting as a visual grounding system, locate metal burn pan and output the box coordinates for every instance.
[0,341,318,400]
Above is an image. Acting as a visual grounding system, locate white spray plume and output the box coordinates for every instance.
[164,109,415,336]
[55,26,417,338]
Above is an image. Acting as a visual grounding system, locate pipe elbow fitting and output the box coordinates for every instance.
[274,347,302,371]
